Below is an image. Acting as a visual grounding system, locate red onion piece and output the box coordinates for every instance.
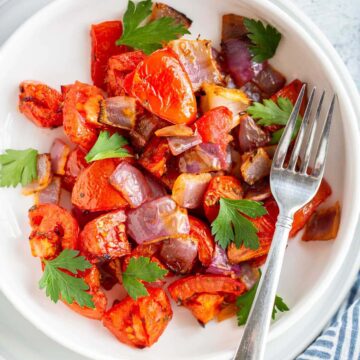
[244,178,272,201]
[151,3,192,29]
[241,148,272,185]
[169,39,224,92]
[126,196,190,244]
[222,14,248,42]
[178,143,231,173]
[206,245,241,276]
[206,245,260,290]
[22,154,52,195]
[221,39,265,87]
[98,96,136,130]
[35,176,61,205]
[238,115,270,153]
[159,237,198,274]
[110,162,151,208]
[167,132,202,156]
[50,139,70,175]
[252,64,286,97]
[172,173,212,209]
[144,173,168,200]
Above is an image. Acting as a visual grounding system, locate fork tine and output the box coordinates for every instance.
[287,87,316,171]
[272,84,306,168]
[311,95,336,178]
[300,91,325,174]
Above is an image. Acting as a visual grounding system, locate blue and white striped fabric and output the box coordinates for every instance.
[297,272,360,360]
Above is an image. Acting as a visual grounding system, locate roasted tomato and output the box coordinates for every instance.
[227,198,277,264]
[62,147,88,191]
[168,274,246,303]
[63,81,103,150]
[72,159,128,212]
[107,51,146,96]
[271,79,306,115]
[91,21,128,89]
[188,216,215,267]
[291,179,332,237]
[203,175,244,222]
[103,287,173,348]
[195,107,233,146]
[28,204,79,258]
[138,137,172,178]
[184,293,225,325]
[79,210,131,263]
[19,81,63,128]
[129,48,197,124]
[65,265,107,320]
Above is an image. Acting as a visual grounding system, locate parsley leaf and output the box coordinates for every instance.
[236,275,289,325]
[211,199,267,250]
[39,249,94,308]
[116,0,190,54]
[244,18,281,63]
[247,97,302,144]
[0,148,38,187]
[122,256,168,300]
[85,131,131,163]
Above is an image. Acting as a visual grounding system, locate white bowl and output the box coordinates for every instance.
[0,0,359,359]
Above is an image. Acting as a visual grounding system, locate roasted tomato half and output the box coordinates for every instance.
[62,147,88,191]
[291,179,332,237]
[91,21,128,89]
[79,210,131,263]
[195,107,233,146]
[63,81,103,150]
[72,158,128,212]
[107,51,146,96]
[129,48,197,124]
[271,79,306,115]
[103,287,173,348]
[188,216,215,267]
[65,265,107,320]
[168,275,245,324]
[203,175,244,222]
[28,204,79,258]
[227,198,277,263]
[19,81,63,128]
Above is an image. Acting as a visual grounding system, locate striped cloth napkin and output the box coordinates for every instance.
[297,272,360,360]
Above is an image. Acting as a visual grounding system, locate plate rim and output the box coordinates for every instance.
[0,0,359,359]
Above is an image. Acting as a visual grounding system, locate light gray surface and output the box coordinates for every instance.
[0,0,359,359]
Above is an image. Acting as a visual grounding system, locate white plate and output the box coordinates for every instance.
[0,0,360,359]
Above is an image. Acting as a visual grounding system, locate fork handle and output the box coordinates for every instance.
[233,214,293,360]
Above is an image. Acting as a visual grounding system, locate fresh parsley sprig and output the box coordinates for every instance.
[247,97,302,144]
[244,18,281,63]
[116,0,190,54]
[122,256,168,300]
[237,274,289,325]
[39,249,95,308]
[0,148,38,187]
[211,199,267,250]
[85,131,131,163]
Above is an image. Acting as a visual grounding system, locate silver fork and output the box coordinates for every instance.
[233,85,336,360]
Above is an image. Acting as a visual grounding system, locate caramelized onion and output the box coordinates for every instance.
[99,96,136,130]
[241,148,272,185]
[35,176,61,205]
[169,39,224,91]
[155,124,194,137]
[126,196,190,244]
[144,173,168,200]
[238,115,270,153]
[50,139,70,175]
[110,162,151,208]
[172,173,212,209]
[23,154,52,195]
[159,237,198,274]
[167,132,202,156]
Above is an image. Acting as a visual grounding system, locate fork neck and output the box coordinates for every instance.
[276,214,293,229]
